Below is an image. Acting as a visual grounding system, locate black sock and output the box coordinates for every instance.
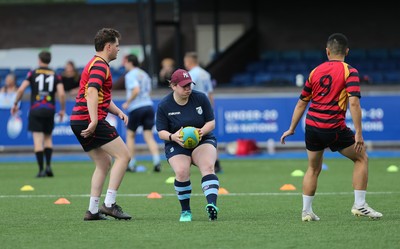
[44,147,52,168]
[35,151,44,171]
[214,159,221,169]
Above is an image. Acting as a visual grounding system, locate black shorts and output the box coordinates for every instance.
[127,106,155,132]
[305,127,355,152]
[70,119,119,152]
[28,114,54,134]
[164,135,217,160]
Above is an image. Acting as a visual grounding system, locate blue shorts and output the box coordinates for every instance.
[127,106,155,131]
[305,127,355,152]
[164,135,217,160]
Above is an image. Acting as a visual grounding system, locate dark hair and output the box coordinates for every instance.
[184,51,198,62]
[127,54,139,67]
[94,28,121,52]
[327,33,348,55]
[39,51,51,64]
[66,60,76,68]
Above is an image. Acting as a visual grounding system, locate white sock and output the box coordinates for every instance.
[302,194,315,213]
[104,189,117,207]
[153,155,160,165]
[354,190,366,207]
[88,196,100,214]
[128,158,136,168]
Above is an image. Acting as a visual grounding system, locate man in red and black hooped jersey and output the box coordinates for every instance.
[70,56,112,122]
[280,33,382,221]
[11,51,66,178]
[300,58,360,132]
[70,28,132,221]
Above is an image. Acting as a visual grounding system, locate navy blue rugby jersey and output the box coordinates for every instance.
[156,90,215,140]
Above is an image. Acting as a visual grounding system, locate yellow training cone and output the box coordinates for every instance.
[54,198,71,204]
[165,176,175,184]
[218,187,229,195]
[291,170,304,177]
[20,185,34,191]
[387,165,398,172]
[280,184,296,191]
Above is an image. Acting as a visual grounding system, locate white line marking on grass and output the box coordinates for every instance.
[0,191,399,198]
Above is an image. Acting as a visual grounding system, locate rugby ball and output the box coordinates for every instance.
[180,126,200,149]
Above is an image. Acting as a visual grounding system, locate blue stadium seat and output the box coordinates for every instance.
[389,48,400,59]
[260,50,280,61]
[269,72,295,85]
[302,50,324,61]
[0,68,11,86]
[287,62,308,74]
[13,68,31,78]
[348,48,367,61]
[266,62,287,72]
[374,60,397,71]
[16,75,26,86]
[362,71,384,84]
[0,68,11,78]
[55,67,64,75]
[280,50,301,61]
[253,73,272,85]
[367,48,389,59]
[111,66,125,75]
[246,61,266,73]
[356,61,375,72]
[383,71,400,84]
[230,73,253,86]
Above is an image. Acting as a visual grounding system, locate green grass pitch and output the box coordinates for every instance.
[0,157,399,249]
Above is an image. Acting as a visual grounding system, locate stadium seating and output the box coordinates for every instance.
[55,67,64,75]
[0,68,11,86]
[13,68,31,86]
[253,72,272,86]
[383,71,400,84]
[389,48,400,59]
[302,50,324,62]
[367,48,389,60]
[246,61,265,73]
[229,48,400,86]
[13,68,31,78]
[231,72,253,86]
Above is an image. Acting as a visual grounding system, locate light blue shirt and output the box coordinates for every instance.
[124,67,153,112]
[188,66,213,95]
[0,91,17,109]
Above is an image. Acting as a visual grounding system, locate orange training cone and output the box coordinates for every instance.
[147,192,162,199]
[54,198,71,204]
[279,184,296,191]
[218,187,229,194]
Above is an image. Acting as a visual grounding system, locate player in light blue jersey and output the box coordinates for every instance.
[184,51,222,173]
[156,68,220,222]
[122,54,161,172]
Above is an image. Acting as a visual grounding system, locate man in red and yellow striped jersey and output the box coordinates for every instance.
[70,28,132,221]
[280,33,382,221]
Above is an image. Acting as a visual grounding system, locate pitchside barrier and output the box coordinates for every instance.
[1,93,399,152]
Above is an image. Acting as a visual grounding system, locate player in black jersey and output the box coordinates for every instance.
[11,51,66,178]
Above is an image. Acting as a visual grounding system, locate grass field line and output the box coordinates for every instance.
[1,191,399,198]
